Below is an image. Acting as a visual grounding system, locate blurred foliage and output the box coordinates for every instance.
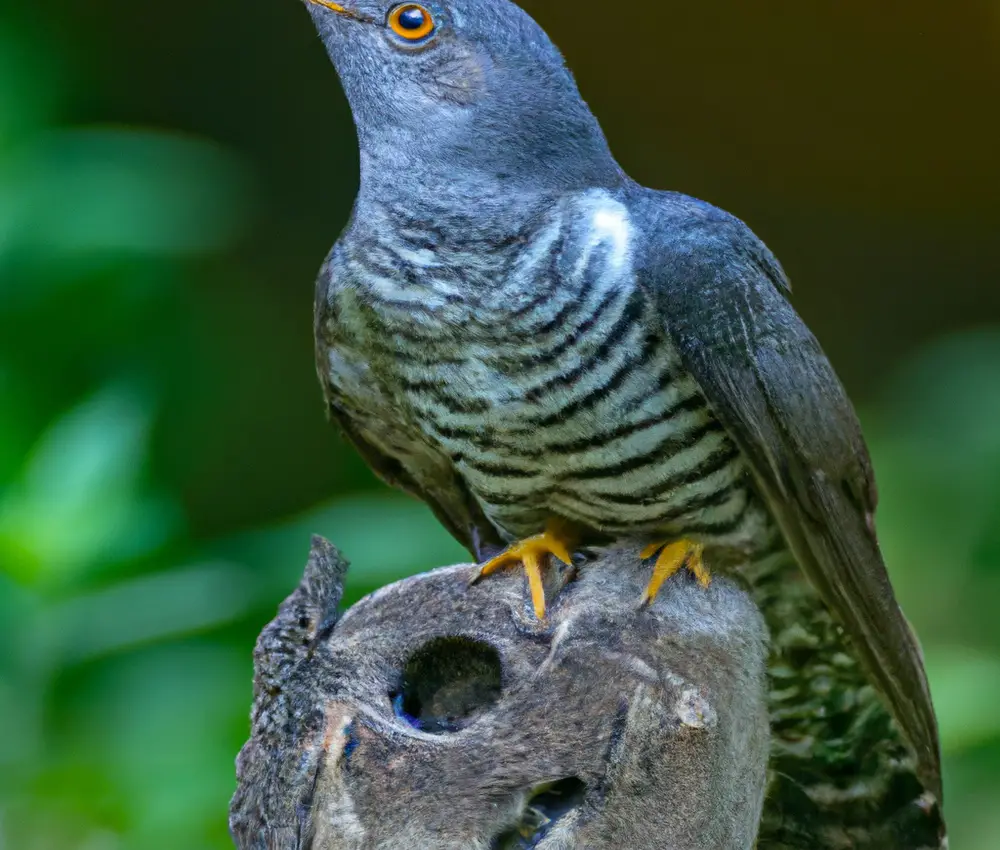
[1,8,999,850]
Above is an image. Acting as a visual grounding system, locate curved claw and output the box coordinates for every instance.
[640,539,709,606]
[471,526,576,619]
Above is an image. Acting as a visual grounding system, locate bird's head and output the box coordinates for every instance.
[303,0,622,196]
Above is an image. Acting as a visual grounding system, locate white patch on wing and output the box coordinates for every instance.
[570,192,634,282]
[589,200,632,271]
[593,208,629,258]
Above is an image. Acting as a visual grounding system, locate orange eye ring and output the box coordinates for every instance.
[388,4,435,41]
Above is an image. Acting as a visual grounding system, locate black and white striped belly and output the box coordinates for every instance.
[419,296,761,549]
[323,190,766,552]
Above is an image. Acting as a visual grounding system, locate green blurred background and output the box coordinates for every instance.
[1,1,999,847]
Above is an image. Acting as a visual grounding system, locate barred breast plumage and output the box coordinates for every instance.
[317,189,770,556]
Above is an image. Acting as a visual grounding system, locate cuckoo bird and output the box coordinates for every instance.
[302,0,943,811]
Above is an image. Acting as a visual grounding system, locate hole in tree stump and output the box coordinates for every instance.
[391,636,502,734]
[491,777,588,848]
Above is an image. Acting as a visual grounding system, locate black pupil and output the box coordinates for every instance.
[398,7,426,30]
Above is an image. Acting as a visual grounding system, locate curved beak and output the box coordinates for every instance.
[305,0,378,24]
[306,0,359,19]
[308,0,347,12]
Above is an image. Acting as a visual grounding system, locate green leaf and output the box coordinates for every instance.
[37,561,256,664]
[0,384,180,587]
[0,127,252,285]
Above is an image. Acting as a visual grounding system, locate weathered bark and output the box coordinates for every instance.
[230,538,770,849]
[229,537,948,849]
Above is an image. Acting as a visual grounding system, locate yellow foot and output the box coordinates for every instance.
[472,524,575,619]
[640,539,710,605]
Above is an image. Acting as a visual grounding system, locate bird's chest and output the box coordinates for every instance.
[325,220,674,487]
[329,287,548,426]
[321,197,760,545]
[321,243,533,436]
[323,191,637,433]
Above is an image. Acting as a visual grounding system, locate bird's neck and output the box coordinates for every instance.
[356,164,545,241]
[355,150,624,245]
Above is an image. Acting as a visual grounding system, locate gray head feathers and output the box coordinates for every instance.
[305,0,623,195]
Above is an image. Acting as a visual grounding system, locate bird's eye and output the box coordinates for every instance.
[388,4,435,41]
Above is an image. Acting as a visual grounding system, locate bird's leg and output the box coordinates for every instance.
[470,525,505,563]
[640,539,709,605]
[471,521,577,619]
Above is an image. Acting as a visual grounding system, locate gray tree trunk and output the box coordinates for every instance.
[229,537,945,849]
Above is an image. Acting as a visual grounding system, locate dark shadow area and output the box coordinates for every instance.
[491,777,588,849]
[392,636,503,733]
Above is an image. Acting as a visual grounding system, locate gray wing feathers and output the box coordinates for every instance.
[640,202,942,799]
